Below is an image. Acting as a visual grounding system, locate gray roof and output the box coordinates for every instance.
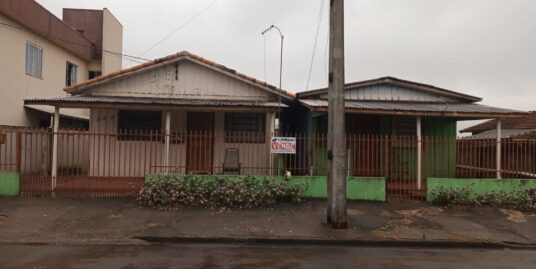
[25,96,287,109]
[299,99,525,117]
[296,77,482,102]
[465,129,536,139]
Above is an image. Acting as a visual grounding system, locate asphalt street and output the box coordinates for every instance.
[0,243,535,269]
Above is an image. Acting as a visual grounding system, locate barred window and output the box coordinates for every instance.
[25,42,43,78]
[225,113,265,143]
[117,110,162,141]
[392,117,416,136]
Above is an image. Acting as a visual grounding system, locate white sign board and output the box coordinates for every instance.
[271,137,296,154]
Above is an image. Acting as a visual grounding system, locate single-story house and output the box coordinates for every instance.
[285,77,526,195]
[25,51,294,178]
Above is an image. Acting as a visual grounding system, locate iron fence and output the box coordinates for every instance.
[1,127,535,199]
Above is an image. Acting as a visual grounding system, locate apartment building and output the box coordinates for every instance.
[0,0,122,128]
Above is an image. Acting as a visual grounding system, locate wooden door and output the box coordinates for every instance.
[186,112,214,174]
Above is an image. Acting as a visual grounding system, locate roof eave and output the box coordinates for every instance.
[306,107,524,118]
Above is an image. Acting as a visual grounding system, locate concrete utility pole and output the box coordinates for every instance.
[327,0,347,229]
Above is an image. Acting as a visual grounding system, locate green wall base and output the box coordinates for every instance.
[145,174,386,202]
[427,178,536,202]
[0,172,20,196]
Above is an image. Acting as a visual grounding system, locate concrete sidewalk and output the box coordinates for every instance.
[0,197,535,246]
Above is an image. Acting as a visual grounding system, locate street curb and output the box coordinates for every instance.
[134,235,536,250]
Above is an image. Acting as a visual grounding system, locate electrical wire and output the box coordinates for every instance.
[130,0,221,62]
[305,0,327,91]
[0,22,151,62]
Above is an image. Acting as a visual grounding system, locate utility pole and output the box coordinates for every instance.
[327,0,347,229]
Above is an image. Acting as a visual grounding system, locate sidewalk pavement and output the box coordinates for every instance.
[1,197,535,247]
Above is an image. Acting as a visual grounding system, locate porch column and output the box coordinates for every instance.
[496,119,502,179]
[164,111,171,173]
[416,116,422,190]
[51,106,60,192]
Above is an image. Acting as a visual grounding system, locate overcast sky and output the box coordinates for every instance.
[38,0,536,117]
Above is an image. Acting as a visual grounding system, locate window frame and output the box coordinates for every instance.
[117,110,163,141]
[25,42,43,79]
[66,61,78,86]
[224,112,266,144]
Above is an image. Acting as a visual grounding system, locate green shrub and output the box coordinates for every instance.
[431,187,473,205]
[431,187,536,211]
[138,175,305,209]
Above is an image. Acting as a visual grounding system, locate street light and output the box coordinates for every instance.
[261,24,284,131]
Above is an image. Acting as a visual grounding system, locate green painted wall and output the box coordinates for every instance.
[427,178,536,202]
[423,118,457,177]
[309,116,458,178]
[0,172,20,196]
[145,174,386,202]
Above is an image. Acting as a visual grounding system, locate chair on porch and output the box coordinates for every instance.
[223,148,241,175]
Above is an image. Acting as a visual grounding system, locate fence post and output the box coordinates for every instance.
[16,132,22,173]
[417,116,422,190]
[496,119,502,179]
[51,107,60,193]
[384,134,389,178]
[164,111,171,173]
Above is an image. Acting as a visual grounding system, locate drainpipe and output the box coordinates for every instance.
[496,119,502,179]
[417,116,422,190]
[51,106,60,193]
[164,111,171,173]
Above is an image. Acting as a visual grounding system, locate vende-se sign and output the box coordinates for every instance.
[271,137,296,154]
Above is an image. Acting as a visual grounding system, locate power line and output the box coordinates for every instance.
[263,34,267,82]
[0,22,151,62]
[131,0,221,62]
[305,0,327,91]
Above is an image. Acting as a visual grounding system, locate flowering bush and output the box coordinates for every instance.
[431,187,536,211]
[138,175,305,209]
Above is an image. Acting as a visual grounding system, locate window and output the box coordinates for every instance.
[392,117,416,136]
[66,62,78,86]
[88,71,102,80]
[225,113,266,143]
[117,110,162,141]
[25,42,43,78]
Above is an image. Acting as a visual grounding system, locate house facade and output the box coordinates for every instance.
[0,0,122,128]
[287,77,525,196]
[25,51,294,178]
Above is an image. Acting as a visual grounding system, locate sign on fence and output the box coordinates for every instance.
[271,137,296,154]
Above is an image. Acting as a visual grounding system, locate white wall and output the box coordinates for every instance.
[87,109,275,177]
[101,8,123,75]
[86,60,273,101]
[0,14,90,127]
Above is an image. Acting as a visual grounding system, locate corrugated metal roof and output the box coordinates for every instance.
[465,129,536,139]
[461,111,536,133]
[296,77,482,102]
[25,96,287,108]
[299,99,525,116]
[24,105,89,120]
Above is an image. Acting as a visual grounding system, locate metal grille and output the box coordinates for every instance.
[1,127,535,200]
